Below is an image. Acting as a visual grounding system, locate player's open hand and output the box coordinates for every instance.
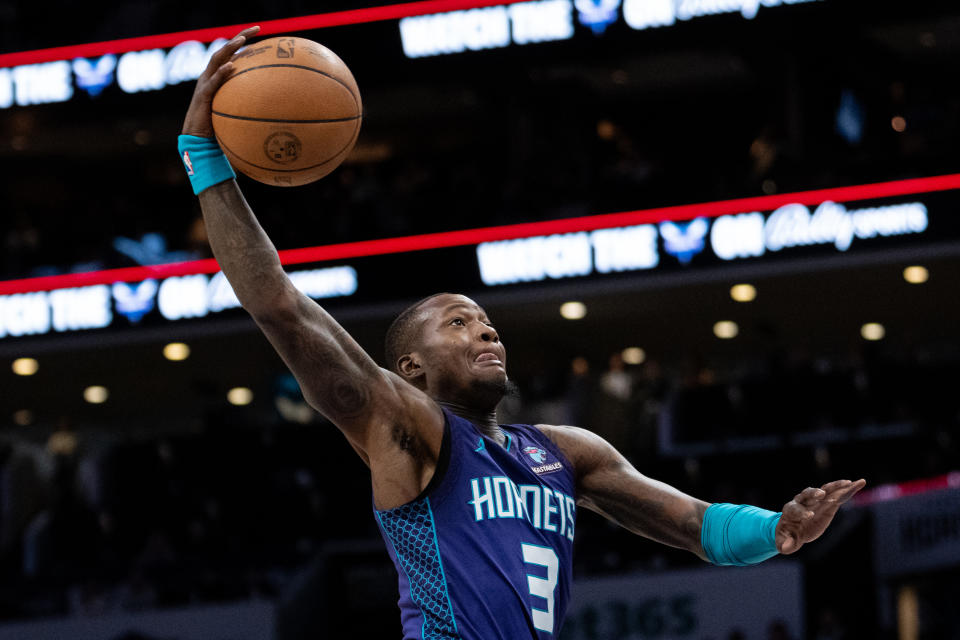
[182,26,260,138]
[775,479,866,555]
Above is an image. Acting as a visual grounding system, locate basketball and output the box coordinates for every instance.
[211,36,362,187]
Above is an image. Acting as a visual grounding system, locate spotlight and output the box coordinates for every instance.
[560,302,587,320]
[713,321,739,339]
[228,387,254,406]
[621,347,646,365]
[12,358,38,376]
[84,386,109,404]
[163,343,191,361]
[861,323,885,341]
[902,266,928,284]
[730,284,757,303]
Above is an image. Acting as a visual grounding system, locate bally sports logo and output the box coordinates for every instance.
[523,446,563,475]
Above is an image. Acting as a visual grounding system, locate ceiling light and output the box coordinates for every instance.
[163,342,191,361]
[227,387,254,406]
[621,347,646,365]
[559,301,587,320]
[861,323,885,341]
[730,284,757,302]
[891,116,907,133]
[84,386,109,404]
[903,265,928,284]
[12,358,38,376]
[713,321,739,339]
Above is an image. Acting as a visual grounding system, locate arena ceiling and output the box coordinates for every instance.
[2,0,960,430]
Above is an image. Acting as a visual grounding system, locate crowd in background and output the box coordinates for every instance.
[0,342,955,636]
[1,4,959,637]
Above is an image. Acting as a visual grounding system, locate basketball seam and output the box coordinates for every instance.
[215,118,361,174]
[212,111,361,124]
[219,63,361,110]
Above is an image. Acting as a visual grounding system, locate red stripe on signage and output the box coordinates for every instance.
[0,0,510,68]
[0,172,958,296]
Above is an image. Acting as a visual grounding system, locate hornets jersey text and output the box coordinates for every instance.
[374,409,577,639]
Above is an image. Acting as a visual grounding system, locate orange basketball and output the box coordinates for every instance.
[211,37,362,187]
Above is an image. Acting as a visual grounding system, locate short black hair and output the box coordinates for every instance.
[384,293,449,373]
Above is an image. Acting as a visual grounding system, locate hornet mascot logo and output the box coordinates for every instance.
[660,217,709,264]
[574,0,621,34]
[112,280,158,323]
[524,446,547,464]
[73,55,117,97]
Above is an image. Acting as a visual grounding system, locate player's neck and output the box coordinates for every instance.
[438,401,505,447]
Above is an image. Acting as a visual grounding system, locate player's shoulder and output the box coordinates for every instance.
[530,423,616,477]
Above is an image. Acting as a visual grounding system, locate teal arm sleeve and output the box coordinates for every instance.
[700,503,781,566]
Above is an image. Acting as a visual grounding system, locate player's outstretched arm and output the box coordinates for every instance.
[539,424,710,559]
[538,425,865,563]
[179,28,443,483]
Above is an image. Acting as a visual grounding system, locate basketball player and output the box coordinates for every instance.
[179,27,865,639]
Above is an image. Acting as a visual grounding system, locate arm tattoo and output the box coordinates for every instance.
[588,485,705,552]
[264,314,374,424]
[197,182,383,428]
[330,374,369,419]
[547,428,708,555]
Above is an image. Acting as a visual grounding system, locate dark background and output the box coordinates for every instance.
[0,0,959,638]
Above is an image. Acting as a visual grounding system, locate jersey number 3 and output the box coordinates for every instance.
[521,543,559,633]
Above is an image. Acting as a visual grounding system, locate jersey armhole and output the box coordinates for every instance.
[412,411,452,502]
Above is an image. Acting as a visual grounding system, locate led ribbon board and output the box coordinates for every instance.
[0,173,957,342]
[399,0,820,58]
[0,0,823,107]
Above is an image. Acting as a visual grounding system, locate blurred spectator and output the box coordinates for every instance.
[767,619,795,640]
[592,353,636,455]
[564,356,592,427]
[813,608,849,640]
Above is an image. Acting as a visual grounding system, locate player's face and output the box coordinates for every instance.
[415,294,508,403]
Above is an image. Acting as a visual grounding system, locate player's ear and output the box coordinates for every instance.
[397,353,425,383]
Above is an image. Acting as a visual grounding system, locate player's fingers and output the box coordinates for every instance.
[205,61,235,93]
[832,478,866,504]
[778,533,799,555]
[208,27,259,71]
[783,500,814,522]
[820,479,852,494]
[795,486,826,507]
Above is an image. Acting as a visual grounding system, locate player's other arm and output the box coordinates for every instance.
[539,425,709,558]
[538,425,865,563]
[180,29,442,466]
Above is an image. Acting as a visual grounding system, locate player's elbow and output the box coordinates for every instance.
[243,280,302,325]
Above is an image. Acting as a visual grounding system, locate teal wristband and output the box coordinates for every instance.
[177,134,236,195]
[701,503,781,566]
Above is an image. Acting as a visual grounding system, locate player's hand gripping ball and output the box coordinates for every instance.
[211,36,362,187]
